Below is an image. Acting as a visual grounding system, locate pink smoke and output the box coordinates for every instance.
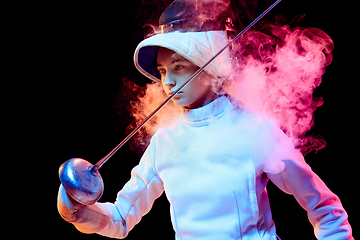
[225,25,333,154]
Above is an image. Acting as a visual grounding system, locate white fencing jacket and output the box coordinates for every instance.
[71,96,352,239]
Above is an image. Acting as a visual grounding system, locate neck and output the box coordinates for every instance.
[182,91,218,110]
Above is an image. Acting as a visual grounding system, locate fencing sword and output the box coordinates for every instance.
[59,0,282,205]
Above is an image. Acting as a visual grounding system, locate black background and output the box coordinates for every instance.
[21,0,356,239]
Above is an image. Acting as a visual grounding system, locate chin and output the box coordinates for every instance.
[172,98,191,108]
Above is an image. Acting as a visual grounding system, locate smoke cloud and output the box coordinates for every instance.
[224,25,333,154]
[125,1,333,155]
[126,81,181,154]
[126,24,333,155]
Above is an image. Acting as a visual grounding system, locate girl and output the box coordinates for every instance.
[58,0,353,239]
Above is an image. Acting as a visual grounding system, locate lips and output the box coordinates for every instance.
[169,91,183,97]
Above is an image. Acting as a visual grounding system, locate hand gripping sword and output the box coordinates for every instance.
[59,0,282,205]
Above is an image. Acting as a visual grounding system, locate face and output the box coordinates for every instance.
[156,47,215,109]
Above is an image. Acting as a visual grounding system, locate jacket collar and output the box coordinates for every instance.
[180,96,233,127]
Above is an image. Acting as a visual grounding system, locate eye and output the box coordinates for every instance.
[174,65,184,71]
[158,68,166,75]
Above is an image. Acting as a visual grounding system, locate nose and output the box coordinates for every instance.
[163,73,176,88]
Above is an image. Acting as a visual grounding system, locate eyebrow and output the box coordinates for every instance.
[156,53,188,67]
[171,53,187,63]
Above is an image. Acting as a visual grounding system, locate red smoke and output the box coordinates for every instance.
[127,81,181,153]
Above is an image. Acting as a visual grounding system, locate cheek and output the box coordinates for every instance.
[183,78,200,96]
[191,74,212,92]
[161,82,168,93]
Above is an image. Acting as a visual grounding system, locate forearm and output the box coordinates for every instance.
[268,159,353,239]
[73,203,114,234]
[74,170,164,239]
[57,139,163,238]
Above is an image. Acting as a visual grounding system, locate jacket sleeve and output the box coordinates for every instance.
[267,157,353,240]
[72,138,164,239]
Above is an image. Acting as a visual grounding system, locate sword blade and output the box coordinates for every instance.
[91,0,282,172]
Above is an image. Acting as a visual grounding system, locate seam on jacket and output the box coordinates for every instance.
[233,191,242,239]
[124,173,159,220]
[150,135,160,178]
[169,195,181,240]
[112,173,159,237]
[123,134,163,222]
[114,204,126,225]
